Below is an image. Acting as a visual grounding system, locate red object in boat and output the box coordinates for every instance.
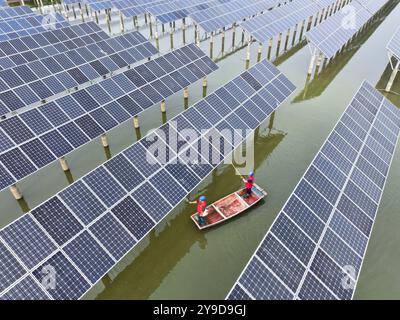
[190,183,267,230]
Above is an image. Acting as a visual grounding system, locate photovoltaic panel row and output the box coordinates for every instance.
[239,0,338,43]
[117,0,173,18]
[0,13,69,41]
[359,0,389,15]
[387,26,400,61]
[0,0,7,7]
[0,6,33,20]
[0,22,107,71]
[146,0,230,24]
[0,44,217,191]
[305,0,389,58]
[227,81,400,300]
[189,0,281,33]
[0,31,157,116]
[0,59,295,300]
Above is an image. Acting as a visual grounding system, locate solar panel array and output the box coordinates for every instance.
[0,31,157,116]
[0,0,7,7]
[0,6,33,20]
[0,22,107,71]
[189,0,281,33]
[306,0,389,58]
[0,13,69,42]
[0,59,295,300]
[0,44,217,191]
[146,0,230,24]
[387,26,400,61]
[85,0,114,11]
[115,0,167,18]
[227,81,400,300]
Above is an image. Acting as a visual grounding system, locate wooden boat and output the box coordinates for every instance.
[190,183,267,230]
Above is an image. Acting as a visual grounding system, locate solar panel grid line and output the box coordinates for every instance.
[190,0,282,33]
[292,86,388,298]
[0,32,156,116]
[305,0,388,58]
[0,31,150,91]
[0,6,33,20]
[0,14,69,41]
[0,23,107,71]
[0,60,296,299]
[239,0,337,43]
[0,44,215,192]
[68,59,295,299]
[349,111,400,301]
[226,81,400,300]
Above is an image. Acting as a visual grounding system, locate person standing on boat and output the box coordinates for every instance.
[189,196,207,226]
[241,172,254,198]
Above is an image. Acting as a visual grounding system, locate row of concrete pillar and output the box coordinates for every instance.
[8,78,208,201]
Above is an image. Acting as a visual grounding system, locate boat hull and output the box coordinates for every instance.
[190,184,267,230]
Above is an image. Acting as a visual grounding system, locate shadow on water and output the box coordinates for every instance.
[95,117,286,300]
[293,1,399,103]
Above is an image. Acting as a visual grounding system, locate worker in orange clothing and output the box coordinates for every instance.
[189,196,207,226]
[241,171,254,198]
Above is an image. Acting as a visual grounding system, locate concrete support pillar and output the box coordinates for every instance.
[306,16,313,31]
[196,28,200,47]
[221,29,225,55]
[299,19,305,40]
[59,157,70,172]
[202,77,207,97]
[184,87,189,108]
[276,33,282,56]
[170,25,174,50]
[72,5,77,20]
[319,9,325,23]
[182,19,186,44]
[314,12,319,27]
[308,50,319,75]
[284,28,290,51]
[232,24,236,50]
[95,11,99,24]
[160,100,166,113]
[155,31,160,51]
[209,33,214,59]
[149,17,153,38]
[292,24,298,46]
[10,185,22,200]
[106,11,112,34]
[120,12,125,33]
[386,61,400,92]
[79,3,85,22]
[245,36,251,69]
[257,43,262,62]
[101,134,109,148]
[133,116,140,129]
[267,38,273,60]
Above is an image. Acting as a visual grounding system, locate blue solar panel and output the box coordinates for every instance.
[0,59,295,300]
[227,81,400,300]
[1,276,49,300]
[32,197,84,246]
[32,252,90,300]
[63,231,114,283]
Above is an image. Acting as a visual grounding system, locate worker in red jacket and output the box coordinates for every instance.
[241,172,254,198]
[189,196,207,226]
